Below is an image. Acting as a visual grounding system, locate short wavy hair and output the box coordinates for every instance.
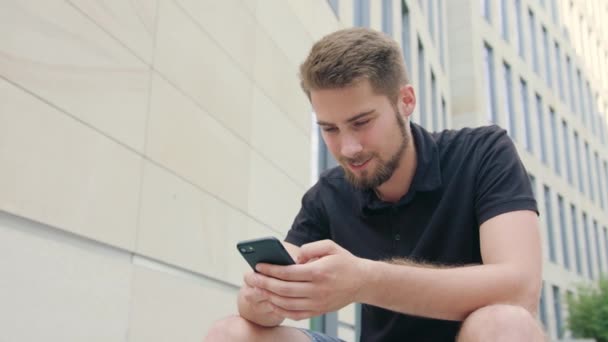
[299,27,410,104]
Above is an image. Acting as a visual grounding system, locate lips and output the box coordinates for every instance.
[348,158,371,171]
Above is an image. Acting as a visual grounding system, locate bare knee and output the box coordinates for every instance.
[204,315,259,342]
[457,304,546,342]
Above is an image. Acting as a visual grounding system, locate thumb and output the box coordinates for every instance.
[298,239,339,264]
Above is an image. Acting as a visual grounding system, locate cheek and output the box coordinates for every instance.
[322,135,341,156]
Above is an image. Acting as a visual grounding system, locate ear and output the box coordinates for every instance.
[398,85,416,119]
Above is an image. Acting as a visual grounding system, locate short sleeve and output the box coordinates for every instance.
[474,127,538,225]
[285,180,330,246]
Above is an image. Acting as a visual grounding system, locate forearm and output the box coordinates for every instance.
[358,259,540,321]
[237,290,285,327]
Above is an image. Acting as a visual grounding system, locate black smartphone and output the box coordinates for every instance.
[237,236,295,271]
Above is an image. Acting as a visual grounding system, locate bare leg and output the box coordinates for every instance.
[204,315,312,342]
[457,304,547,342]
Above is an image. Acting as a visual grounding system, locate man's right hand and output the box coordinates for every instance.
[237,271,285,327]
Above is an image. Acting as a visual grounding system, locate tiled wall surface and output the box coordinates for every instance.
[0,0,338,340]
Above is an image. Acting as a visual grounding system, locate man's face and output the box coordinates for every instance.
[311,80,411,189]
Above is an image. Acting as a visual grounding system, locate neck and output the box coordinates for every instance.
[374,138,417,203]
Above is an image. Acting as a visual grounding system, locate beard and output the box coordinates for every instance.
[340,112,410,189]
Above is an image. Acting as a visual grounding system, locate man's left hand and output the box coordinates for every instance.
[253,239,369,321]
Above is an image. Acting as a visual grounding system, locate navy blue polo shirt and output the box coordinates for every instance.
[285,123,538,341]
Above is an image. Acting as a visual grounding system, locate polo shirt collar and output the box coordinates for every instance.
[357,123,442,213]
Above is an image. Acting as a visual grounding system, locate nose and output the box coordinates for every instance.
[340,134,363,159]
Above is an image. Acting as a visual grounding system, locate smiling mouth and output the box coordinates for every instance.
[348,158,371,170]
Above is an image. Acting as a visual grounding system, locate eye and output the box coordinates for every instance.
[322,126,338,133]
[354,119,370,128]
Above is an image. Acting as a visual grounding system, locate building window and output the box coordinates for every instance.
[604,227,608,271]
[596,152,605,209]
[574,131,584,194]
[539,283,548,329]
[586,82,595,135]
[515,0,524,58]
[520,78,532,152]
[554,41,565,100]
[438,0,446,68]
[605,161,608,202]
[327,0,339,17]
[418,38,427,127]
[550,0,559,24]
[529,9,539,74]
[594,220,603,273]
[542,26,552,88]
[428,0,435,41]
[576,69,585,118]
[544,185,557,262]
[566,56,576,113]
[354,0,370,27]
[499,0,508,40]
[582,212,594,279]
[503,62,516,138]
[441,97,447,129]
[483,42,497,124]
[584,142,594,202]
[562,120,573,185]
[431,71,438,131]
[553,286,564,338]
[482,0,490,21]
[571,204,583,275]
[535,94,547,163]
[557,195,570,269]
[382,0,393,36]
[402,2,412,70]
[529,173,536,198]
[550,108,560,175]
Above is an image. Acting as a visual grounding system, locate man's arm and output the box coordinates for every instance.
[255,210,541,321]
[359,210,541,321]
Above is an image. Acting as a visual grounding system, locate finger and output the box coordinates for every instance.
[299,239,339,263]
[254,300,276,314]
[269,305,320,321]
[255,274,315,298]
[266,292,316,311]
[256,263,313,282]
[243,271,260,287]
[242,285,268,303]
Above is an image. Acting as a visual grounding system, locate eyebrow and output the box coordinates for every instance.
[317,110,375,126]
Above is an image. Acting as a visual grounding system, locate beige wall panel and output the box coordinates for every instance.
[0,1,150,152]
[248,152,305,234]
[255,0,314,66]
[66,0,158,65]
[253,25,311,136]
[146,74,250,212]
[286,0,341,40]
[241,0,258,14]
[251,86,310,188]
[175,0,257,77]
[137,160,281,285]
[0,78,141,250]
[128,264,308,341]
[338,326,356,342]
[0,212,132,342]
[338,303,356,325]
[153,0,254,142]
[128,265,237,342]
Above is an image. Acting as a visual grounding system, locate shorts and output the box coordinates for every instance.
[298,329,346,342]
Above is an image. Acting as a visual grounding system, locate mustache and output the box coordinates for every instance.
[339,153,375,164]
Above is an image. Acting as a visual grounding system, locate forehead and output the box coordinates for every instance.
[311,80,389,123]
